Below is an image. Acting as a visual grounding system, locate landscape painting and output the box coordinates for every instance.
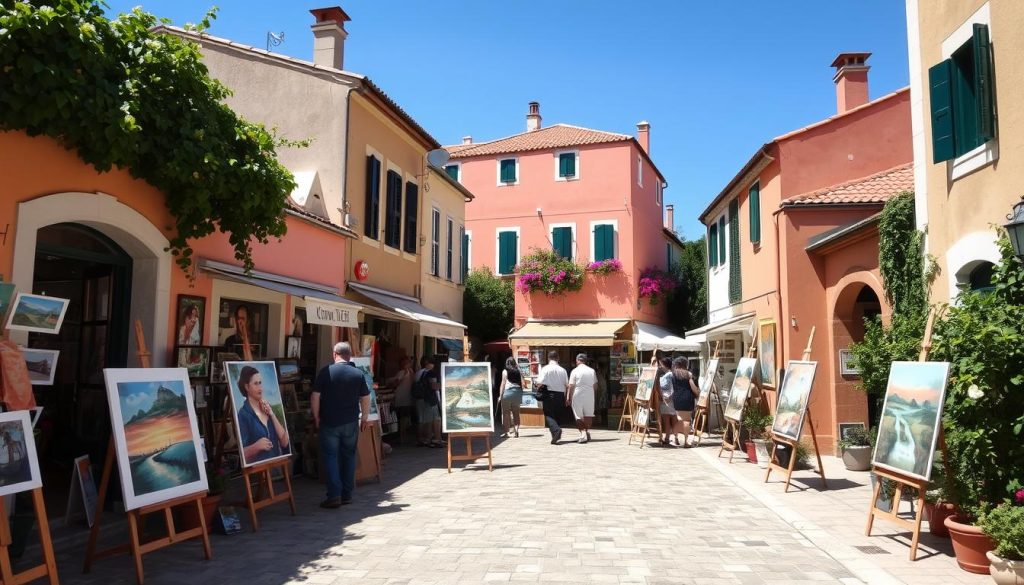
[723,357,758,421]
[872,361,950,481]
[351,357,380,422]
[225,361,292,468]
[5,293,70,335]
[0,283,15,324]
[759,321,777,387]
[441,362,494,433]
[771,360,818,441]
[635,367,658,402]
[103,368,207,510]
[620,363,640,384]
[0,410,42,497]
[697,358,719,408]
[21,348,59,385]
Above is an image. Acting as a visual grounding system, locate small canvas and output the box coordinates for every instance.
[521,392,539,409]
[635,405,650,427]
[697,358,719,408]
[225,361,292,468]
[441,362,494,433]
[839,422,866,441]
[771,360,818,441]
[350,357,380,422]
[723,357,758,422]
[635,367,658,402]
[176,346,210,379]
[5,293,70,335]
[103,368,208,510]
[872,361,950,481]
[620,363,640,384]
[759,321,777,387]
[275,358,300,383]
[21,348,59,385]
[0,411,42,497]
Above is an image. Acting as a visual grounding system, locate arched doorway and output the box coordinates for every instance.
[832,281,883,438]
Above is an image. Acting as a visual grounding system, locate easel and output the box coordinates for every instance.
[446,349,493,473]
[627,370,662,448]
[616,392,636,432]
[84,320,211,585]
[717,329,757,463]
[764,327,827,491]
[690,342,721,446]
[864,310,937,561]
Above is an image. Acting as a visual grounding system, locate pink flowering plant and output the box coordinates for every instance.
[586,258,623,275]
[637,267,677,305]
[516,249,585,296]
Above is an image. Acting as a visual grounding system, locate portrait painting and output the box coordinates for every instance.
[217,298,268,354]
[21,348,59,385]
[771,360,818,441]
[5,293,70,335]
[103,368,207,510]
[620,363,640,384]
[697,358,719,408]
[175,295,205,346]
[176,346,211,379]
[0,411,42,498]
[872,361,950,481]
[440,362,494,433]
[723,357,758,422]
[350,357,380,422]
[759,320,777,387]
[225,361,292,468]
[635,366,658,402]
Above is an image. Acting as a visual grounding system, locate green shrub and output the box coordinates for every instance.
[741,410,773,440]
[463,268,514,343]
[838,426,872,450]
[981,503,1024,560]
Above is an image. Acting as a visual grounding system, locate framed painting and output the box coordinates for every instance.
[723,357,758,422]
[771,360,818,441]
[5,293,70,335]
[350,357,380,423]
[274,358,300,383]
[211,351,240,383]
[635,405,650,427]
[635,366,658,402]
[285,336,301,359]
[620,363,640,384]
[0,410,42,497]
[0,283,16,325]
[175,295,205,346]
[758,320,777,388]
[102,368,208,510]
[696,358,719,409]
[224,361,292,468]
[217,298,269,354]
[520,392,540,409]
[440,362,494,433]
[21,348,59,386]
[839,349,860,376]
[839,422,866,441]
[872,361,950,481]
[176,346,211,379]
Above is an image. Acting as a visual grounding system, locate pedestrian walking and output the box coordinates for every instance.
[498,357,524,438]
[537,351,568,444]
[656,356,676,446]
[413,356,444,448]
[311,342,370,508]
[567,353,597,443]
[671,356,700,447]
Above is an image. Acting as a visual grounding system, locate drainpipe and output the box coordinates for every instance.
[770,205,786,413]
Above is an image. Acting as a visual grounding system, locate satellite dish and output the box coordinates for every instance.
[426,148,450,169]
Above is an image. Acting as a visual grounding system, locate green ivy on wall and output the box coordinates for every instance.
[0,1,297,274]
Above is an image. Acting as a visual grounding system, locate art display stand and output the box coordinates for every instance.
[717,330,758,463]
[0,489,59,585]
[690,342,721,447]
[84,322,211,585]
[616,390,636,432]
[446,433,493,473]
[764,327,827,491]
[627,387,661,449]
[864,311,937,561]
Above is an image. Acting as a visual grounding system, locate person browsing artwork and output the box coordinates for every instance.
[235,365,290,464]
[567,353,597,443]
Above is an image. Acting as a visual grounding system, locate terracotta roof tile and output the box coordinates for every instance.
[781,164,913,207]
[446,124,631,158]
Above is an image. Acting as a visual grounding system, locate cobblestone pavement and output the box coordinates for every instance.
[23,428,954,584]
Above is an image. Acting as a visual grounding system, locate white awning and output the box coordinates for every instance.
[509,320,629,347]
[685,312,757,337]
[348,282,466,340]
[634,321,701,352]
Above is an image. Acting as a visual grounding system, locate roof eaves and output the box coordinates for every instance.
[662,227,685,247]
[699,145,775,222]
[805,212,882,252]
[284,207,357,238]
[429,166,476,201]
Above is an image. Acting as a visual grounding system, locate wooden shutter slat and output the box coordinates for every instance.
[929,59,957,163]
[973,24,995,142]
[364,156,380,239]
[728,200,741,304]
[708,224,718,267]
[749,183,761,244]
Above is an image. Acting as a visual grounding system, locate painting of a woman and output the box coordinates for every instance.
[230,363,291,466]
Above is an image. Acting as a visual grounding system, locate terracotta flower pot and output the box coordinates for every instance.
[944,514,995,574]
[987,551,1024,585]
[178,494,222,534]
[925,501,955,538]
[744,441,758,464]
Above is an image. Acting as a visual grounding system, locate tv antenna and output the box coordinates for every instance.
[266,31,285,52]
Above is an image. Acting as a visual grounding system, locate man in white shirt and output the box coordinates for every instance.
[567,353,597,443]
[537,351,568,444]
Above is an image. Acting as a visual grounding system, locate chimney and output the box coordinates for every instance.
[831,52,871,114]
[636,121,650,154]
[462,136,473,145]
[665,204,674,230]
[526,101,542,132]
[310,7,351,69]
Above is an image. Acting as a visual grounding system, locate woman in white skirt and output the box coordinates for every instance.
[656,356,676,446]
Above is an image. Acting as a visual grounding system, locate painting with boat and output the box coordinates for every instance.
[441,363,494,433]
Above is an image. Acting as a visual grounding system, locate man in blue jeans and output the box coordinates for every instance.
[312,342,370,508]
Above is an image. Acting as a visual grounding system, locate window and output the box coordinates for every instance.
[728,200,741,303]
[749,181,761,244]
[708,223,719,267]
[446,217,454,281]
[403,182,418,254]
[499,158,517,184]
[718,216,726,265]
[384,169,402,249]
[968,261,995,292]
[656,182,663,206]
[929,23,994,164]
[430,208,440,276]
[556,152,577,180]
[497,229,518,275]
[551,225,573,259]
[444,164,460,182]
[592,222,615,262]
[666,242,673,270]
[637,155,643,187]
[459,226,468,283]
[364,155,381,239]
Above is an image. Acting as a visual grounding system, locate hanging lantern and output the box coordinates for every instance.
[1004,196,1024,259]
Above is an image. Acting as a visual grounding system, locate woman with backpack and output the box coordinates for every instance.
[498,357,524,438]
[671,356,700,447]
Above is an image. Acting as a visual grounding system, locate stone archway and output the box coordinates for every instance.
[11,192,171,365]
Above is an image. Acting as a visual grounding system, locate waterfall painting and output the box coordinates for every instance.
[440,363,494,433]
[872,361,950,481]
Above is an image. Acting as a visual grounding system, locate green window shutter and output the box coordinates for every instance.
[594,224,614,261]
[973,24,995,142]
[500,159,516,183]
[498,231,517,274]
[403,182,418,254]
[558,153,576,178]
[718,217,726,266]
[444,165,459,181]
[364,155,381,239]
[748,183,761,244]
[928,60,957,163]
[552,227,572,259]
[708,224,718,267]
[461,229,469,281]
[728,200,741,304]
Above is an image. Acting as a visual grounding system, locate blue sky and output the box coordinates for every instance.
[103,1,909,240]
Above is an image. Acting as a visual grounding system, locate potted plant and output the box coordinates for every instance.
[981,492,1024,585]
[637,267,677,305]
[837,426,872,471]
[923,459,955,538]
[741,411,773,468]
[516,249,585,296]
[179,464,228,533]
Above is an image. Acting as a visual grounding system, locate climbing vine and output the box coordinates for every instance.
[0,1,297,273]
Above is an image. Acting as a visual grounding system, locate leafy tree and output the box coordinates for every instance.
[463,268,514,344]
[667,237,708,333]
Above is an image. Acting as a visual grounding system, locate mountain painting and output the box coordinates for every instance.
[5,293,69,335]
[441,363,494,433]
[872,361,950,481]
[724,357,758,422]
[771,360,818,441]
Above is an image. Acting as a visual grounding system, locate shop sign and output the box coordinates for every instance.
[306,298,358,327]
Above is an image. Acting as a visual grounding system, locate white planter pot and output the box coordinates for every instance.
[753,439,770,468]
[841,445,872,471]
[988,551,1024,585]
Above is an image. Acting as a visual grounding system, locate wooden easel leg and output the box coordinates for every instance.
[486,434,493,471]
[806,415,828,488]
[909,492,925,561]
[865,479,882,536]
[763,440,778,483]
[32,488,59,584]
[784,439,798,493]
[727,422,737,464]
[0,497,15,584]
[372,428,382,483]
[127,511,145,585]
[243,468,259,532]
[84,438,116,573]
[195,497,212,560]
[446,439,453,473]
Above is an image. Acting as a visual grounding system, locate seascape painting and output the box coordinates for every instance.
[0,411,42,497]
[103,368,207,510]
[771,360,818,441]
[723,357,758,422]
[441,362,494,433]
[872,361,950,481]
[635,367,658,402]
[759,321,776,387]
[697,358,719,408]
[351,357,380,422]
[21,348,59,385]
[5,293,70,335]
[225,361,292,468]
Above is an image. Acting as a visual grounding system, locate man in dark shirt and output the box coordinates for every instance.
[312,341,370,508]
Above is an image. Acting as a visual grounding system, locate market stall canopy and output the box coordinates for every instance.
[439,338,464,360]
[634,321,700,352]
[684,312,757,337]
[347,281,466,340]
[508,320,629,347]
